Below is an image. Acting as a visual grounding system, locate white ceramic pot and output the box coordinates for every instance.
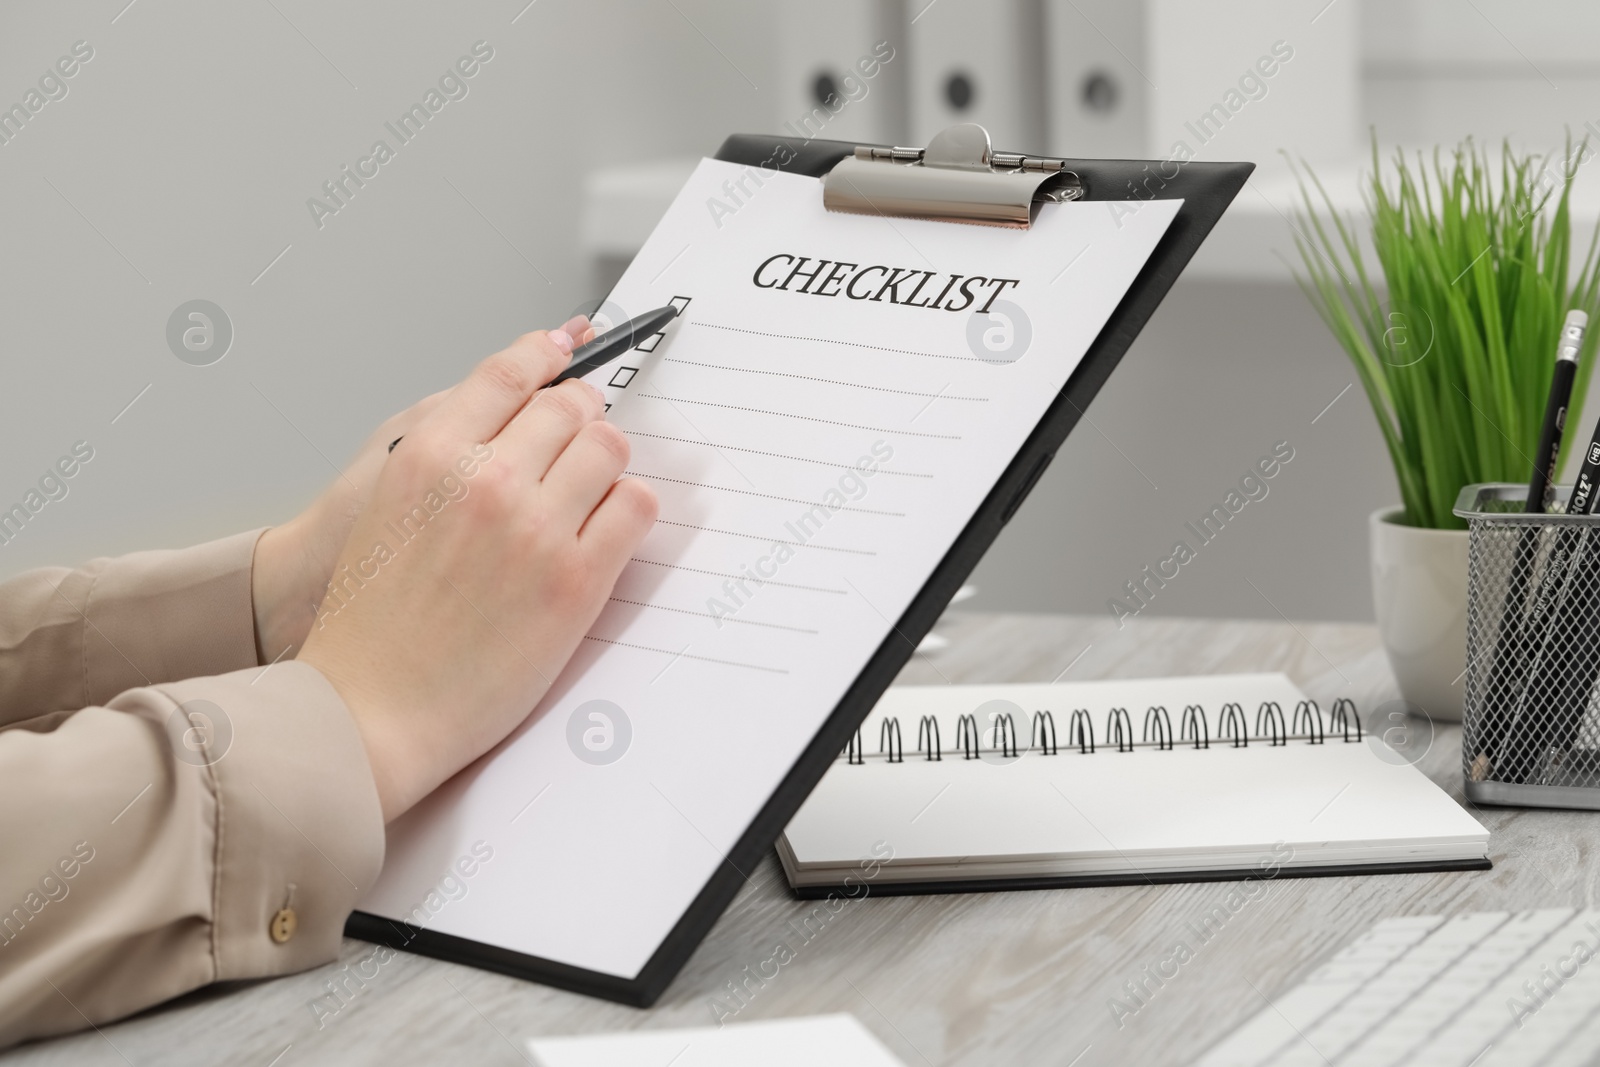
[1369,506,1470,721]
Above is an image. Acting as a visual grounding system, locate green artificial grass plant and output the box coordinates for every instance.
[1291,138,1600,529]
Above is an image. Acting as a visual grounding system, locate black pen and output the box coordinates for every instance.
[1475,309,1589,780]
[389,304,679,453]
[548,304,679,387]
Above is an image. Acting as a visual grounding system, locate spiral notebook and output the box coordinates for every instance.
[779,674,1491,895]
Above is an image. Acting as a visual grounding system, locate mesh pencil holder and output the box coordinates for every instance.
[1456,483,1600,809]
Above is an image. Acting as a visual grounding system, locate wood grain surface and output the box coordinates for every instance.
[12,612,1586,1067]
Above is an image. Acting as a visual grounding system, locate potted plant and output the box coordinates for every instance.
[1292,139,1600,720]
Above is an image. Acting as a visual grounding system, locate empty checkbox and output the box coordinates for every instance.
[669,296,692,314]
[634,333,663,353]
[609,366,639,387]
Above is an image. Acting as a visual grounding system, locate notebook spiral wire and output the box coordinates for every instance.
[955,714,979,759]
[1256,701,1287,747]
[1181,704,1210,749]
[1293,699,1325,744]
[1068,709,1095,753]
[1143,705,1174,751]
[845,700,1364,763]
[1031,710,1058,755]
[1219,702,1249,748]
[1107,707,1135,753]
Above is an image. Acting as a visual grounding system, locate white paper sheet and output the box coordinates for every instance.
[527,1014,905,1067]
[357,158,1182,978]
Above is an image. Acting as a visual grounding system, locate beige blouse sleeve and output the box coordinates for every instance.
[0,533,385,1049]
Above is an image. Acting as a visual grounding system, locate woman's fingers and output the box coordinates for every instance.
[496,379,608,482]
[560,314,595,346]
[542,420,633,523]
[426,330,573,446]
[578,478,659,563]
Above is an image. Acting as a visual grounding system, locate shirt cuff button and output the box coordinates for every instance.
[270,907,298,944]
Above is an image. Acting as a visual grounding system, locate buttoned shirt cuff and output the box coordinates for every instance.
[153,660,384,979]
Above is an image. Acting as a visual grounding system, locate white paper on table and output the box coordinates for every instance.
[527,1014,906,1067]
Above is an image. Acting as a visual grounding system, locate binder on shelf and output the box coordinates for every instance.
[1043,0,1148,160]
[345,125,1254,1008]
[773,0,905,146]
[907,0,1045,152]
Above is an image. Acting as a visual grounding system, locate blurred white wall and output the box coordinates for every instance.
[4,0,1600,625]
[0,0,776,576]
[1365,0,1600,151]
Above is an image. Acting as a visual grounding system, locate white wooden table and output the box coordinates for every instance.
[13,612,1588,1067]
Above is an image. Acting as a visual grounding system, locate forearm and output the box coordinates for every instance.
[0,530,266,727]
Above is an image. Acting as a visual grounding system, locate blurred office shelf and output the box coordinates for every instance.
[579,157,703,266]
[577,0,1600,289]
[575,154,1340,286]
[579,158,1600,287]
[1197,163,1600,282]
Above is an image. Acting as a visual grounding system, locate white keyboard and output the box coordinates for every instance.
[1197,910,1600,1066]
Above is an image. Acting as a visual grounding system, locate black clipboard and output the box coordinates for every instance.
[346,126,1254,1007]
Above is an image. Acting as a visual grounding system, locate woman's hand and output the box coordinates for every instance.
[250,316,595,664]
[296,326,657,822]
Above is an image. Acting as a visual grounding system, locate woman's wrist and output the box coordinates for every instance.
[304,655,409,822]
[250,519,325,665]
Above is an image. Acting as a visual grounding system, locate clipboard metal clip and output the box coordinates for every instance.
[821,122,1084,230]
